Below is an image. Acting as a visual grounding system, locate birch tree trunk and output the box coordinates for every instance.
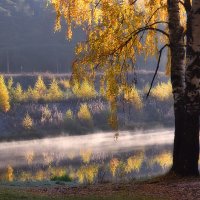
[167,0,186,174]
[182,0,200,175]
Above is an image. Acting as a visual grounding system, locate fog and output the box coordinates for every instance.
[0,129,174,169]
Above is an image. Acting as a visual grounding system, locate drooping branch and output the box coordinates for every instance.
[146,44,170,99]
[139,5,168,42]
[110,23,169,55]
[129,21,169,40]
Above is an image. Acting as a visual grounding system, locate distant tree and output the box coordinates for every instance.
[47,78,63,101]
[22,113,34,130]
[0,75,10,112]
[78,103,92,121]
[13,83,24,102]
[33,76,47,100]
[72,79,96,98]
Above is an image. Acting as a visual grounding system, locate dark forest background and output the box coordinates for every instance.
[0,0,166,73]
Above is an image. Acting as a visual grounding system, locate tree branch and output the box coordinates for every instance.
[146,44,170,99]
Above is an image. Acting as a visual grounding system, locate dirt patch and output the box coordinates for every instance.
[26,178,200,200]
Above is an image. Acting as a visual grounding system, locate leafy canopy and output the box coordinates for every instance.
[49,0,186,127]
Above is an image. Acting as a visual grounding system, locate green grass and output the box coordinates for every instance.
[0,187,164,200]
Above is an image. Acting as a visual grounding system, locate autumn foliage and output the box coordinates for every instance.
[0,75,10,112]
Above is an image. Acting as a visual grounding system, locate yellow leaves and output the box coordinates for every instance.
[66,109,73,120]
[72,79,96,98]
[22,113,34,130]
[124,86,143,110]
[150,151,172,169]
[13,83,24,102]
[0,75,10,112]
[78,103,92,121]
[77,164,99,184]
[110,158,120,177]
[75,43,84,55]
[125,152,144,173]
[47,78,63,101]
[67,25,73,40]
[151,81,172,101]
[50,0,176,129]
[33,76,47,99]
[6,165,14,182]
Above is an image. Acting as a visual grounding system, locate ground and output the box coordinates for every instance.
[1,177,200,200]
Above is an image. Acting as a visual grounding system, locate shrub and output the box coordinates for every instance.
[77,103,92,121]
[22,113,34,130]
[6,165,14,182]
[19,172,33,181]
[7,77,14,101]
[47,78,63,101]
[66,109,73,120]
[13,83,24,102]
[0,76,10,112]
[59,79,71,89]
[41,105,52,124]
[151,81,172,101]
[77,164,99,184]
[35,170,46,181]
[33,76,47,100]
[24,86,35,102]
[72,80,96,98]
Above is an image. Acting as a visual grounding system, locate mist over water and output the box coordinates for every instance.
[0,129,173,169]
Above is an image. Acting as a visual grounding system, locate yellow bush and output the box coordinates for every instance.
[47,78,63,101]
[124,86,143,110]
[6,165,14,182]
[13,83,24,102]
[35,170,46,181]
[0,76,10,112]
[77,164,98,184]
[77,103,92,121]
[49,167,66,178]
[19,172,33,182]
[22,113,33,130]
[72,80,96,98]
[33,76,47,100]
[60,79,71,89]
[66,109,73,120]
[151,81,172,101]
[41,105,52,123]
[7,77,13,91]
[24,86,34,101]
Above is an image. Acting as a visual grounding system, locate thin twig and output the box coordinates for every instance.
[146,44,170,99]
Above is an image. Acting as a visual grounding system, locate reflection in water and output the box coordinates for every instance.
[125,152,144,173]
[149,152,172,169]
[0,129,174,183]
